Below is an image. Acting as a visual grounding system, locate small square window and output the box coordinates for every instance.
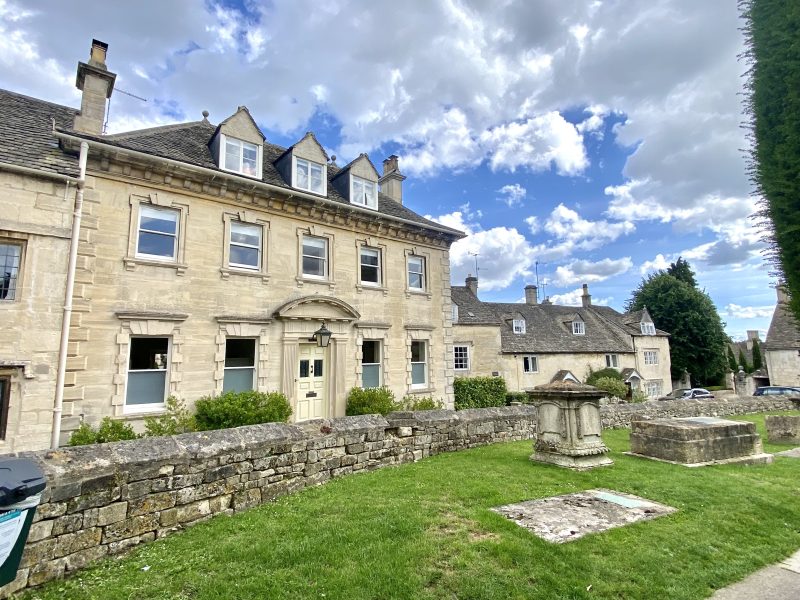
[295,158,325,194]
[224,338,256,393]
[362,340,382,388]
[411,340,428,387]
[523,355,538,373]
[224,137,260,177]
[302,236,328,279]
[408,256,425,291]
[137,205,179,261]
[605,354,619,368]
[229,222,262,270]
[351,176,377,209]
[0,242,22,301]
[454,345,470,370]
[572,321,585,335]
[513,319,526,334]
[126,337,169,410]
[644,350,659,365]
[640,322,656,335]
[360,247,381,286]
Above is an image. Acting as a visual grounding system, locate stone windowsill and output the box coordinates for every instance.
[220,267,270,284]
[124,256,188,275]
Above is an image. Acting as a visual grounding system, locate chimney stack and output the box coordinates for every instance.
[525,284,538,305]
[465,274,478,296]
[73,39,116,135]
[581,283,592,308]
[378,155,406,204]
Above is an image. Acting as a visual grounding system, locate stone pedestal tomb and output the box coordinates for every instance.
[529,381,613,469]
[629,417,772,466]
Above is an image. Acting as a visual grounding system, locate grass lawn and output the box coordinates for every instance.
[21,411,800,600]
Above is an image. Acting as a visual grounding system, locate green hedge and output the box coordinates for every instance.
[194,390,292,430]
[592,376,628,399]
[505,391,529,404]
[454,376,507,410]
[586,367,624,386]
[346,387,401,416]
[401,395,443,411]
[68,417,138,446]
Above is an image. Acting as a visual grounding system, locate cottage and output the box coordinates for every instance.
[0,40,463,451]
[451,278,672,397]
[763,286,800,387]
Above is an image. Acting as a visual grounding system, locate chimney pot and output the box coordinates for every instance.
[581,283,592,308]
[88,39,109,68]
[524,284,538,305]
[379,155,406,204]
[465,274,478,296]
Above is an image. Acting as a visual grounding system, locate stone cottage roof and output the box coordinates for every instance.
[451,285,661,354]
[764,302,800,350]
[0,88,463,240]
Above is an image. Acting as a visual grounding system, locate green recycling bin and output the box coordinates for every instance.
[0,458,46,587]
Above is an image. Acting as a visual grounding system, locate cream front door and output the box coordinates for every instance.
[296,344,326,420]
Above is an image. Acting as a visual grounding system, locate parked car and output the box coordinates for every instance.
[658,388,715,400]
[753,386,800,396]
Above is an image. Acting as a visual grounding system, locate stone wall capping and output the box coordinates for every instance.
[172,428,246,459]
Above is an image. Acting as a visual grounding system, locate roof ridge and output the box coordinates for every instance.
[106,119,211,140]
[0,88,78,114]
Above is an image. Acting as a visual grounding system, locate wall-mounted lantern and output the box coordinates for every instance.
[310,322,332,348]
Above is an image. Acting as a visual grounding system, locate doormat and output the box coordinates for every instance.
[491,489,676,543]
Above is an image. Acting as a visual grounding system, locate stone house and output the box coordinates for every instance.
[763,286,800,387]
[451,278,672,398]
[0,40,463,451]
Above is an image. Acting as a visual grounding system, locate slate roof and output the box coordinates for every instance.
[764,302,800,350]
[0,89,79,177]
[452,286,662,354]
[0,88,462,239]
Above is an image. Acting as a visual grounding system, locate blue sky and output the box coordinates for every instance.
[0,0,777,339]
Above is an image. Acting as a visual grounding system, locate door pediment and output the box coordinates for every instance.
[274,295,360,322]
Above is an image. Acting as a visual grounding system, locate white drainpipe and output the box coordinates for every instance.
[51,141,89,449]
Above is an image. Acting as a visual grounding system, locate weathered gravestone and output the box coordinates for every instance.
[765,415,800,443]
[629,417,772,466]
[528,381,612,469]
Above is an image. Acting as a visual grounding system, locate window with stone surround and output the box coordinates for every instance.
[229,222,262,270]
[126,337,169,411]
[361,340,382,388]
[605,354,619,368]
[572,320,585,335]
[125,194,189,274]
[523,355,538,373]
[0,241,22,301]
[359,246,381,286]
[223,338,256,393]
[453,345,470,371]
[351,175,377,210]
[644,379,662,397]
[302,235,328,279]
[407,255,425,291]
[294,157,325,194]
[411,340,428,388]
[222,136,261,178]
[644,350,659,365]
[512,319,526,334]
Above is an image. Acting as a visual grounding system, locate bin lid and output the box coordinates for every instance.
[0,458,46,507]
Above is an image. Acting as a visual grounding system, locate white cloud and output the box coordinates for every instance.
[496,183,526,207]
[639,253,671,275]
[723,304,775,319]
[525,215,539,234]
[552,257,633,287]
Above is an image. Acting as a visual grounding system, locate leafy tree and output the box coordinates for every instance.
[726,346,738,372]
[751,338,763,370]
[738,348,751,373]
[627,261,728,385]
[667,257,698,288]
[742,1,800,321]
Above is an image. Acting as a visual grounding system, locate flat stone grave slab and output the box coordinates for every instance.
[775,447,800,458]
[491,489,676,543]
[627,417,773,466]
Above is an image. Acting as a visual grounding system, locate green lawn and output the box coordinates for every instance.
[21,411,800,600]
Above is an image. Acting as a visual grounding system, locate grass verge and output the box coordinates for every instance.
[19,411,800,600]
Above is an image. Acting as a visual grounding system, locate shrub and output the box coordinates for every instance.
[586,367,624,386]
[505,391,529,404]
[69,417,138,446]
[194,390,292,431]
[144,396,196,436]
[592,376,628,399]
[454,376,507,410]
[402,395,443,411]
[346,387,401,416]
[631,389,648,404]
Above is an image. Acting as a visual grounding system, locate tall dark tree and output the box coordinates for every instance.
[742,0,800,321]
[627,260,728,385]
[751,338,763,370]
[738,348,751,373]
[727,346,738,372]
[667,257,698,288]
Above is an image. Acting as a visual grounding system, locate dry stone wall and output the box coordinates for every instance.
[1,406,536,597]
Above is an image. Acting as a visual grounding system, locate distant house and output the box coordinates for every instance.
[728,331,769,388]
[451,277,673,398]
[764,287,800,387]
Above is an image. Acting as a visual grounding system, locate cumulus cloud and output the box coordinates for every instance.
[639,253,671,275]
[496,183,526,207]
[552,257,633,287]
[722,304,775,319]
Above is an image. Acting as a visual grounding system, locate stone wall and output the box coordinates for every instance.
[599,395,798,428]
[0,406,536,597]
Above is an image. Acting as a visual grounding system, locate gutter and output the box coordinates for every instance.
[0,161,80,184]
[52,130,466,239]
[51,141,88,449]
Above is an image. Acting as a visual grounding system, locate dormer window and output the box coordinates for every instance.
[351,176,377,209]
[512,319,526,334]
[572,321,585,335]
[295,157,326,194]
[640,322,656,335]
[223,136,260,178]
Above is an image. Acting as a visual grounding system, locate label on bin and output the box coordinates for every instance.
[0,510,26,565]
